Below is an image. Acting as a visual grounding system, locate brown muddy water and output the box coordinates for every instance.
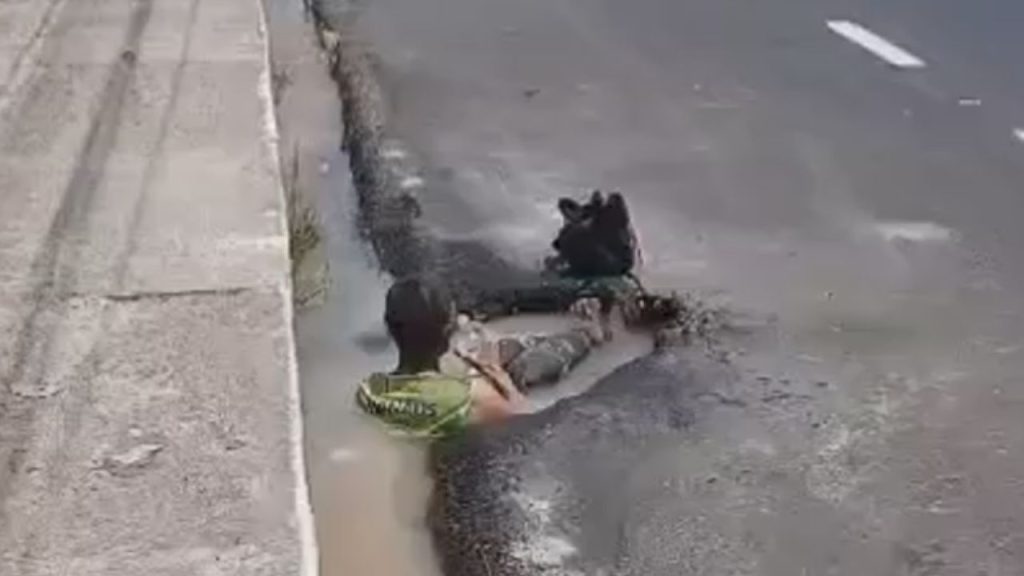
[264,1,649,574]
[264,2,438,574]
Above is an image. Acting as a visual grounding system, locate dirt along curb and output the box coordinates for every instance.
[307,1,433,278]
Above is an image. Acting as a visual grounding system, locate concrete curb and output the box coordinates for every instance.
[255,1,320,574]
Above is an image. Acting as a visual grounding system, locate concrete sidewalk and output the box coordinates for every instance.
[0,0,316,574]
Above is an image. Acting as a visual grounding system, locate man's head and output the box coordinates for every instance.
[385,276,456,372]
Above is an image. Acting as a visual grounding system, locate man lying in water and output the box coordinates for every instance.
[356,276,609,437]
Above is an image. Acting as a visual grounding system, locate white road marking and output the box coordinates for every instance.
[1014,128,1024,143]
[827,20,926,68]
[875,221,953,243]
[216,235,289,251]
[329,448,360,463]
[399,175,424,189]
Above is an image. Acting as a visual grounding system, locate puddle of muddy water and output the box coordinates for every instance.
[264,2,440,575]
[265,2,654,574]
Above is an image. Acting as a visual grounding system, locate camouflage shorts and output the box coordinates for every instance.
[496,327,598,391]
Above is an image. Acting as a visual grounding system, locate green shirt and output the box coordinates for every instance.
[355,371,473,437]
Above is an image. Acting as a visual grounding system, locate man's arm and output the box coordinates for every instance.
[468,379,520,424]
[454,349,526,403]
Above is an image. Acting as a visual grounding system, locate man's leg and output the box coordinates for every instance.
[496,328,597,391]
[496,299,608,391]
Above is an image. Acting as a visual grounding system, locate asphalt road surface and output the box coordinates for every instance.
[319,0,1024,573]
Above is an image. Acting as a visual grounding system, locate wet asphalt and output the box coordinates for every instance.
[315,0,1024,573]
